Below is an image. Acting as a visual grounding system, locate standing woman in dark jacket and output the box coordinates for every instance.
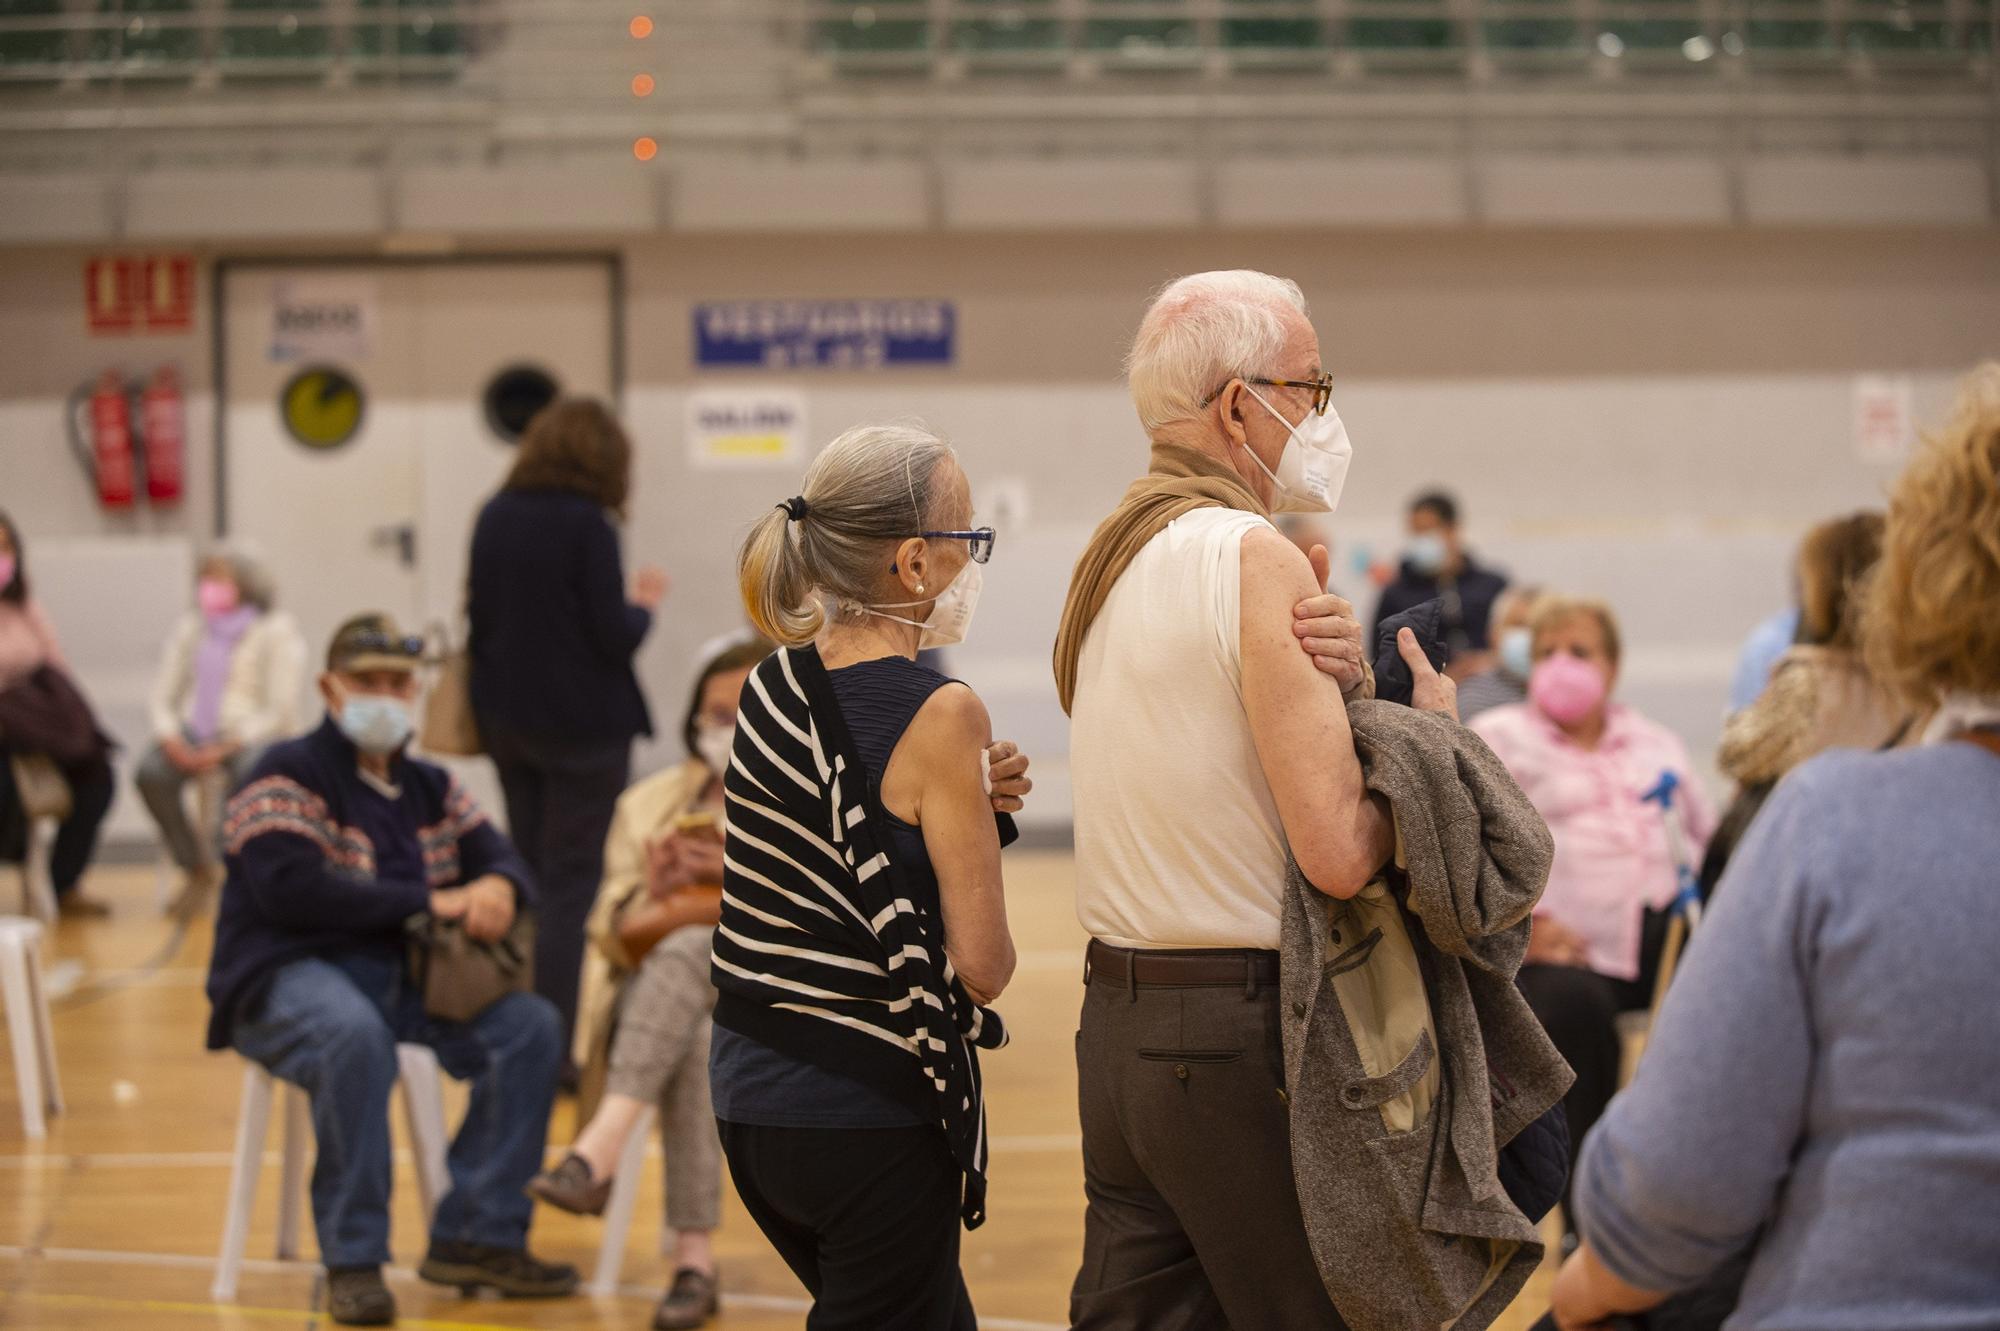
[468,399,668,1061]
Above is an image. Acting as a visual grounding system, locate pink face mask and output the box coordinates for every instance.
[1529,653,1608,727]
[197,577,241,618]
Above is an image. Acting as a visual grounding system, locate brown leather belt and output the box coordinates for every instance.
[1085,938,1280,989]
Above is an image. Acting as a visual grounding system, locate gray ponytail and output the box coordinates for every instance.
[737,422,957,647]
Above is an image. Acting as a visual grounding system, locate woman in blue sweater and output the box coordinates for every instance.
[1549,365,2000,1331]
[468,398,668,1065]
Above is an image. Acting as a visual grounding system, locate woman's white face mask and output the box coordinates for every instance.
[865,557,984,651]
[695,722,736,775]
[1242,385,1354,515]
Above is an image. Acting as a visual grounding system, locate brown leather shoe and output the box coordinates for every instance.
[525,1152,612,1217]
[652,1267,719,1330]
[325,1265,396,1325]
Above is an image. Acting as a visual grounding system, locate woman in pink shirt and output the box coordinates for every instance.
[1471,595,1714,1231]
[0,512,116,916]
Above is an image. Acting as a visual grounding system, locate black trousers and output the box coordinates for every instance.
[0,749,115,896]
[718,1120,977,1331]
[481,720,629,1058]
[1516,908,1670,1226]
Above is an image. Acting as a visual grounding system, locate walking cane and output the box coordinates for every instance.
[1639,770,1703,1020]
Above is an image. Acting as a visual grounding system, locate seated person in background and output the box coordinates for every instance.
[528,634,775,1331]
[204,615,577,1327]
[1549,362,2000,1331]
[0,509,115,917]
[1455,583,1542,722]
[1369,489,1509,678]
[1702,511,1908,896]
[136,543,307,916]
[1471,595,1714,1227]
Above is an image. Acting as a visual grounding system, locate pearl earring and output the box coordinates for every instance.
[917,584,926,594]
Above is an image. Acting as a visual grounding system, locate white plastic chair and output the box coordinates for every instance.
[587,1103,659,1296]
[12,816,59,926]
[0,916,62,1138]
[212,1044,451,1300]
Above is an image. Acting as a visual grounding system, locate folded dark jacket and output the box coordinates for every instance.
[1372,599,1452,708]
[0,665,113,765]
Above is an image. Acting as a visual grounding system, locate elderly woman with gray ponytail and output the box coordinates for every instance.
[710,422,1031,1331]
[136,542,307,915]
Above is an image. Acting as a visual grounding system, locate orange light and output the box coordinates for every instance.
[629,15,652,38]
[631,73,655,96]
[633,136,659,161]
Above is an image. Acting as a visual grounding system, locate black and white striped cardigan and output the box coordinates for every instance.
[710,645,1011,1228]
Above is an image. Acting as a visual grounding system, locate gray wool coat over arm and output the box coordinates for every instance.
[1280,699,1573,1331]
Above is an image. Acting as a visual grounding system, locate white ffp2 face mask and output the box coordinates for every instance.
[865,558,983,651]
[1242,385,1353,515]
[695,722,736,776]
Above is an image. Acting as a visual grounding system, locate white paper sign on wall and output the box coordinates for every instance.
[687,388,806,469]
[1852,374,1914,464]
[269,276,376,363]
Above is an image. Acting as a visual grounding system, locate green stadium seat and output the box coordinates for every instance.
[816,0,929,61]
[89,0,201,75]
[1223,0,1323,54]
[1744,0,1834,54]
[953,0,1064,65]
[1349,0,1459,54]
[0,0,66,69]
[1599,0,1703,52]
[1844,0,1950,52]
[1085,0,1198,61]
[1966,0,1991,48]
[221,0,332,71]
[352,0,464,64]
[1484,0,1584,57]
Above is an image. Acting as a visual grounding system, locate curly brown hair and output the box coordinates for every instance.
[503,397,632,516]
[1862,362,2000,709]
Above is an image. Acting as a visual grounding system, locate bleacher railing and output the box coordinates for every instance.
[0,0,1990,167]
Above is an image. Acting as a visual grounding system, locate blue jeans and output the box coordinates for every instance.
[231,950,562,1268]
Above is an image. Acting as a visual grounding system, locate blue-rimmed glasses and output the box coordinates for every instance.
[919,528,997,564]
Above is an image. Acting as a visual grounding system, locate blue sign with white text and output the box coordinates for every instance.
[694,300,955,370]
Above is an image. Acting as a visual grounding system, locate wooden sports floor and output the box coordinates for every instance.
[1,851,1558,1329]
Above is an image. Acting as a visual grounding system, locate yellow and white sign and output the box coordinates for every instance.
[687,388,805,469]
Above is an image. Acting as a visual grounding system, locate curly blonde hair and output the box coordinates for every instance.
[1861,362,2000,709]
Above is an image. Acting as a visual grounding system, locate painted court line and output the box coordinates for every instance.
[0,1135,1081,1171]
[0,1245,1067,1330]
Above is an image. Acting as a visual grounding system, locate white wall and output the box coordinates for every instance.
[3,229,1996,846]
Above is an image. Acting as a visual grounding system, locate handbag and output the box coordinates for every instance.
[419,619,483,757]
[403,910,535,1023]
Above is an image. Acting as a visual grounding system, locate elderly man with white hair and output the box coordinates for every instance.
[1054,270,1454,1328]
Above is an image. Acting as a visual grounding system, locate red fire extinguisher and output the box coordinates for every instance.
[139,366,185,505]
[81,370,138,509]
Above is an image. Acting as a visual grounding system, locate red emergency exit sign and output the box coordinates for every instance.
[86,255,195,334]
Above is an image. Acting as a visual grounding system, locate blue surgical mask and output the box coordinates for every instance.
[1500,627,1533,680]
[1407,533,1449,576]
[338,694,414,756]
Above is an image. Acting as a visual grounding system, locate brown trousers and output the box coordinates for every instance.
[1070,953,1349,1331]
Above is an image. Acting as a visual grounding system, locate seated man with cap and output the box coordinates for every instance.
[203,614,577,1326]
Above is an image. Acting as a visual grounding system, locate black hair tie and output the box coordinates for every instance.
[779,496,809,522]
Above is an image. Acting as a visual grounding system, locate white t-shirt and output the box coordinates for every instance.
[1070,507,1290,950]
